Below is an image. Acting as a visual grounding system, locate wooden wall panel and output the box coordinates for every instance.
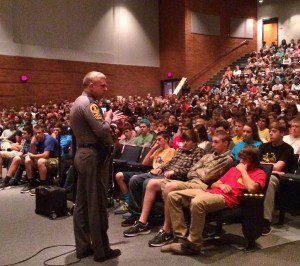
[184,0,257,86]
[0,55,160,109]
[159,0,258,89]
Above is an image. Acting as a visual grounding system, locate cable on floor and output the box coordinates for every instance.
[2,245,81,266]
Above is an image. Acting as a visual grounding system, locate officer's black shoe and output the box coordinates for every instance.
[94,249,121,262]
[76,249,93,259]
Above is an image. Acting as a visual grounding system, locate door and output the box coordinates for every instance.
[263,18,278,47]
[161,79,180,96]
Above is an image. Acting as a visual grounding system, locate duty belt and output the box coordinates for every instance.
[78,143,99,149]
[77,143,114,156]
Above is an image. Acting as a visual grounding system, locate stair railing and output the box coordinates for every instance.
[188,40,249,85]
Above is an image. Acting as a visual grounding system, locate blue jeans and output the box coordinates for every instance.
[128,172,163,215]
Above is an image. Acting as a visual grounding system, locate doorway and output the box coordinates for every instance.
[161,79,181,96]
[262,18,278,47]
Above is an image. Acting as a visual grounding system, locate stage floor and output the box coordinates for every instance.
[0,186,300,266]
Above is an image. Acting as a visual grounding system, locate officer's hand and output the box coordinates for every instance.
[105,109,113,120]
[112,110,125,122]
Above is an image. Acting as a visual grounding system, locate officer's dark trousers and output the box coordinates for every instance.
[73,147,110,260]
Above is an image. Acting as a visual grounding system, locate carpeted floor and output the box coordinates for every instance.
[0,186,300,266]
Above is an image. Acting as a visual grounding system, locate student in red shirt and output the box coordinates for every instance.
[163,145,266,255]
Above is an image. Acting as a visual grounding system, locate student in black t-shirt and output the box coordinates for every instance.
[259,122,295,235]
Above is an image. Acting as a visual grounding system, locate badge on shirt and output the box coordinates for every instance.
[90,104,103,121]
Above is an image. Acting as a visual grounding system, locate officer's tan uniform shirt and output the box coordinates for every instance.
[70,91,113,148]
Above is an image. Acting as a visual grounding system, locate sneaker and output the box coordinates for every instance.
[20,183,35,193]
[261,225,273,236]
[262,220,273,236]
[160,237,186,252]
[0,178,9,190]
[122,212,132,219]
[8,178,18,186]
[114,202,129,215]
[148,229,173,247]
[161,241,201,255]
[262,226,273,236]
[29,188,36,196]
[19,177,28,185]
[121,215,136,227]
[178,241,201,255]
[161,243,182,253]
[123,221,151,237]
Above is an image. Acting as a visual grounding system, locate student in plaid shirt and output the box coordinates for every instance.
[148,133,233,247]
[123,130,205,237]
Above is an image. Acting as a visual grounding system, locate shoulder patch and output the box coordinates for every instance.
[90,104,103,121]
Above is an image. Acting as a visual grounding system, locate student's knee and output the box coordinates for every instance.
[115,172,124,182]
[24,156,32,165]
[190,197,205,213]
[129,174,142,187]
[164,182,178,195]
[13,156,21,163]
[147,179,161,191]
[37,158,47,168]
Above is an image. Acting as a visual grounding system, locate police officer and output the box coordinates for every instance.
[70,71,122,262]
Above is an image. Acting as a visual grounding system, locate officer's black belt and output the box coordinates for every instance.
[78,143,113,157]
[78,143,99,149]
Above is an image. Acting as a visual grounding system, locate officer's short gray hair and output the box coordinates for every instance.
[83,71,106,86]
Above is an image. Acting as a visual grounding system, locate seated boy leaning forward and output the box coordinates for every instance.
[20,125,59,194]
[162,146,266,255]
[114,131,175,214]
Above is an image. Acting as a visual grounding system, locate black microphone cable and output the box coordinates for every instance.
[2,245,80,266]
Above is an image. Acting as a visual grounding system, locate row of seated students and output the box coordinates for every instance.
[0,123,72,194]
[203,38,300,97]
[112,116,299,254]
[0,105,299,256]
[0,103,298,256]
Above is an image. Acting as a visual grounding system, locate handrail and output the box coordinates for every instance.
[189,40,249,85]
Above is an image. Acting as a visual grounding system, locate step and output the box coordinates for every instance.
[203,52,251,86]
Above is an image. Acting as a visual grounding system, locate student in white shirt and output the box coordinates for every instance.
[283,117,300,155]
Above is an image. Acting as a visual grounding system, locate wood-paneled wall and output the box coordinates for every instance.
[0,55,160,109]
[159,0,257,88]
